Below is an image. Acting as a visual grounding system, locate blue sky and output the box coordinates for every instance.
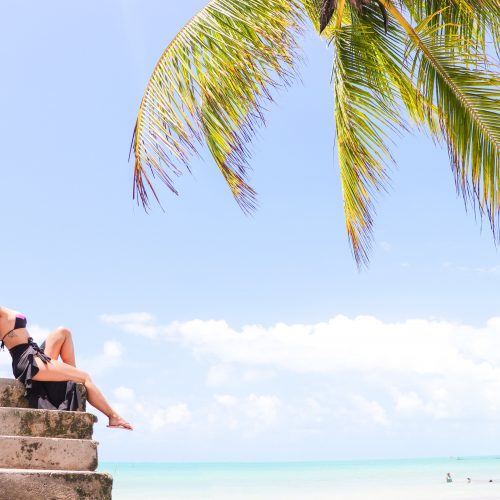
[0,1,499,462]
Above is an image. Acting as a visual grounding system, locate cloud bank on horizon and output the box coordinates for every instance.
[101,313,500,373]
[100,313,500,429]
[3,313,500,459]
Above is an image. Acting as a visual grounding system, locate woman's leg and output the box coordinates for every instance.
[32,357,132,430]
[43,326,76,366]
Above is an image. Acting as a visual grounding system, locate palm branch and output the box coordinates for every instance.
[132,0,500,266]
[132,0,303,212]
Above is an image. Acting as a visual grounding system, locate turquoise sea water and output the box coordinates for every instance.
[100,456,500,499]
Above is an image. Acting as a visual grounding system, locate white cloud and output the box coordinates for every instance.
[352,396,389,426]
[103,340,123,358]
[476,265,500,275]
[104,314,500,383]
[242,368,274,383]
[80,340,123,376]
[151,403,192,430]
[206,364,232,387]
[0,357,8,367]
[206,365,272,387]
[394,391,425,415]
[246,394,281,428]
[0,352,9,372]
[214,394,238,407]
[27,324,52,345]
[114,386,135,402]
[211,393,281,435]
[111,389,192,433]
[291,397,330,428]
[478,265,500,274]
[103,313,500,424]
[100,313,159,338]
[158,316,500,382]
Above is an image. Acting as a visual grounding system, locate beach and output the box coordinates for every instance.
[101,456,500,499]
[3,1,499,498]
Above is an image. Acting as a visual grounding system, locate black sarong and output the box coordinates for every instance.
[9,338,81,411]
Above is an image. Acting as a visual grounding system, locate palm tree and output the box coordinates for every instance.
[131,0,499,266]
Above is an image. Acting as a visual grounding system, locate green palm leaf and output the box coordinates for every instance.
[132,0,303,210]
[380,0,500,235]
[332,6,437,265]
[402,0,500,56]
[132,0,499,266]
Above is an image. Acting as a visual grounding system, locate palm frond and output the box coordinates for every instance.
[380,0,500,237]
[402,0,500,57]
[333,7,413,266]
[132,0,304,210]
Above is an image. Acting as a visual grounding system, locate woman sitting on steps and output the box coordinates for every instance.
[0,305,132,430]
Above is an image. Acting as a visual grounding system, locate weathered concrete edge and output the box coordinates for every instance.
[0,469,113,500]
[0,407,97,440]
[0,435,99,471]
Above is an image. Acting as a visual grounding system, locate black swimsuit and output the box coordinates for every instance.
[0,314,30,350]
[1,314,82,411]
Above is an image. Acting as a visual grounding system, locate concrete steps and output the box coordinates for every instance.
[0,436,98,471]
[0,378,112,499]
[0,469,113,500]
[0,378,87,411]
[0,407,96,439]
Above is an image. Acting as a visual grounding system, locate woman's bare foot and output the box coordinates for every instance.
[107,414,133,430]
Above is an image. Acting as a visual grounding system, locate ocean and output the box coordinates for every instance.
[100,456,500,499]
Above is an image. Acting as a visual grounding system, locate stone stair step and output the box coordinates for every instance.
[0,469,112,500]
[0,407,96,440]
[0,436,98,471]
[0,378,86,411]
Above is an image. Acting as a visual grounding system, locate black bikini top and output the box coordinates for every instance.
[0,314,28,350]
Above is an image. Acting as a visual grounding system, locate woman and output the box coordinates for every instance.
[0,306,132,430]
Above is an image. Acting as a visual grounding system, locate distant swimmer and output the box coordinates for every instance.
[446,473,453,483]
[467,478,471,483]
